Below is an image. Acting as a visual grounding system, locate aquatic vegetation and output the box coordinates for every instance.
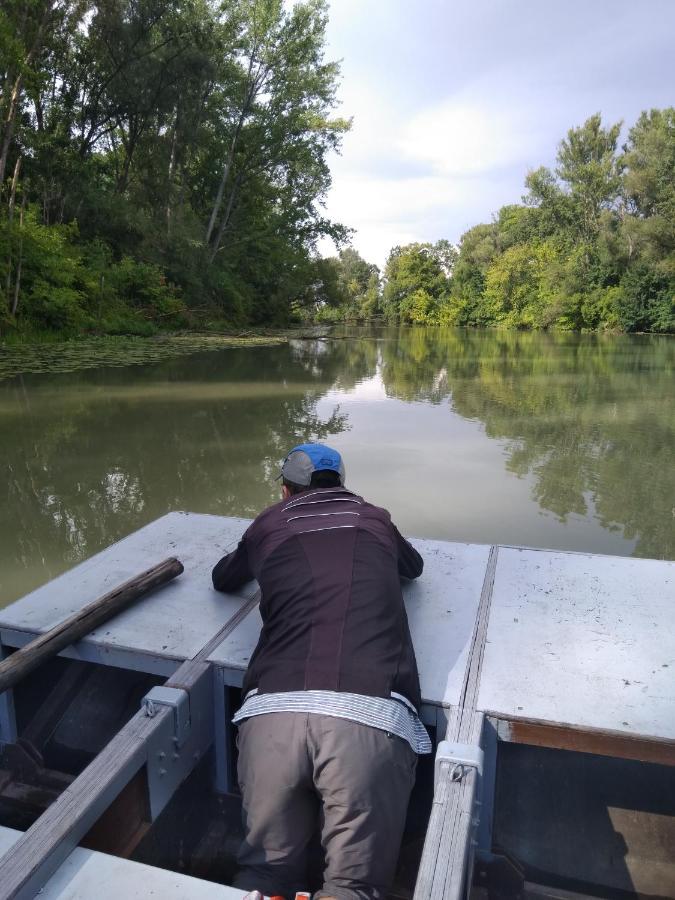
[0,334,286,382]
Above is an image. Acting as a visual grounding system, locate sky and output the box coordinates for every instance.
[317,0,675,266]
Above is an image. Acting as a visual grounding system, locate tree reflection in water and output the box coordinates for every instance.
[1,328,672,606]
[376,327,674,560]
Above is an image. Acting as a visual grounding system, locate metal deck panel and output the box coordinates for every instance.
[0,826,247,899]
[0,512,253,664]
[477,547,675,740]
[207,538,492,708]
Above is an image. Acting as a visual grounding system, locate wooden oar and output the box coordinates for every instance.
[0,557,184,694]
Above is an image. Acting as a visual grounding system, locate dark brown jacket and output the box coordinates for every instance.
[212,487,424,708]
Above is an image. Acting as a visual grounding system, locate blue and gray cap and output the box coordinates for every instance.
[279,442,345,487]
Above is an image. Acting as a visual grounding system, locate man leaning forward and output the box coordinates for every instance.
[212,443,431,900]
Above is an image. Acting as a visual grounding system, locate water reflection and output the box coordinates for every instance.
[1,328,673,606]
[1,345,353,604]
[373,328,674,559]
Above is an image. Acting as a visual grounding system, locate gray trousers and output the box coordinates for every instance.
[233,712,417,900]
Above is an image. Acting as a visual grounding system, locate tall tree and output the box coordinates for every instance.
[555,113,622,242]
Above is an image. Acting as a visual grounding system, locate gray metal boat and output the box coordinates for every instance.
[0,513,673,899]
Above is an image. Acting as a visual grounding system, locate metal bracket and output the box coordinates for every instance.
[140,669,214,821]
[435,740,485,789]
[142,686,191,747]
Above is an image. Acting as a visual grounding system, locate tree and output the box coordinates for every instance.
[445,110,674,333]
[620,108,675,271]
[382,242,452,323]
[202,0,349,263]
[0,0,351,334]
[555,113,622,242]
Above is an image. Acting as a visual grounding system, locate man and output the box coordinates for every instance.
[212,443,430,900]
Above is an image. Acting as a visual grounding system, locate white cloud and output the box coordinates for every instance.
[321,63,556,264]
[321,91,537,264]
[319,0,674,266]
[320,166,518,265]
[398,100,533,177]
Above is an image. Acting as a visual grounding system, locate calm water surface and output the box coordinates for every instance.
[1,326,673,606]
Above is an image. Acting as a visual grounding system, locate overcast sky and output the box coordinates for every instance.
[317,0,675,266]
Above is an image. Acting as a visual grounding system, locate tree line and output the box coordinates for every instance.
[0,0,347,336]
[316,110,674,333]
[1,3,673,341]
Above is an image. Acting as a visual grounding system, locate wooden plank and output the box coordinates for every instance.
[494,716,675,767]
[456,546,498,742]
[0,559,184,695]
[432,712,483,900]
[81,769,151,858]
[0,704,164,899]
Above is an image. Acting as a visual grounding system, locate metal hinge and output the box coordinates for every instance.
[142,686,191,747]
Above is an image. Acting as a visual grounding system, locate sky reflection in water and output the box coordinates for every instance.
[1,326,673,606]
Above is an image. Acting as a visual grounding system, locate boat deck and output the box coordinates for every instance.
[0,512,673,899]
[2,511,673,751]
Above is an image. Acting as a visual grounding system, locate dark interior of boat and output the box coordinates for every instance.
[1,655,673,899]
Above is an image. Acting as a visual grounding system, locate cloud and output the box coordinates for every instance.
[321,86,543,264]
[320,166,519,265]
[398,99,536,177]
[320,0,675,266]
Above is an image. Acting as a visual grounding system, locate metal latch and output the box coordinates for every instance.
[435,740,484,788]
[142,686,191,747]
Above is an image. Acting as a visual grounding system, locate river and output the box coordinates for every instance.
[1,326,673,607]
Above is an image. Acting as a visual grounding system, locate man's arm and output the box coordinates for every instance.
[393,525,424,579]
[212,536,253,592]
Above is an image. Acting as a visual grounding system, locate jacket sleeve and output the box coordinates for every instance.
[393,525,424,579]
[212,535,253,592]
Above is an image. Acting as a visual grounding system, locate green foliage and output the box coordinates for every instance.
[481,241,562,328]
[0,208,85,331]
[443,109,675,333]
[0,0,349,336]
[299,247,380,322]
[2,9,673,342]
[361,110,674,333]
[382,242,453,324]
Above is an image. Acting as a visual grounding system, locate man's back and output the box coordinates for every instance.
[212,485,423,707]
